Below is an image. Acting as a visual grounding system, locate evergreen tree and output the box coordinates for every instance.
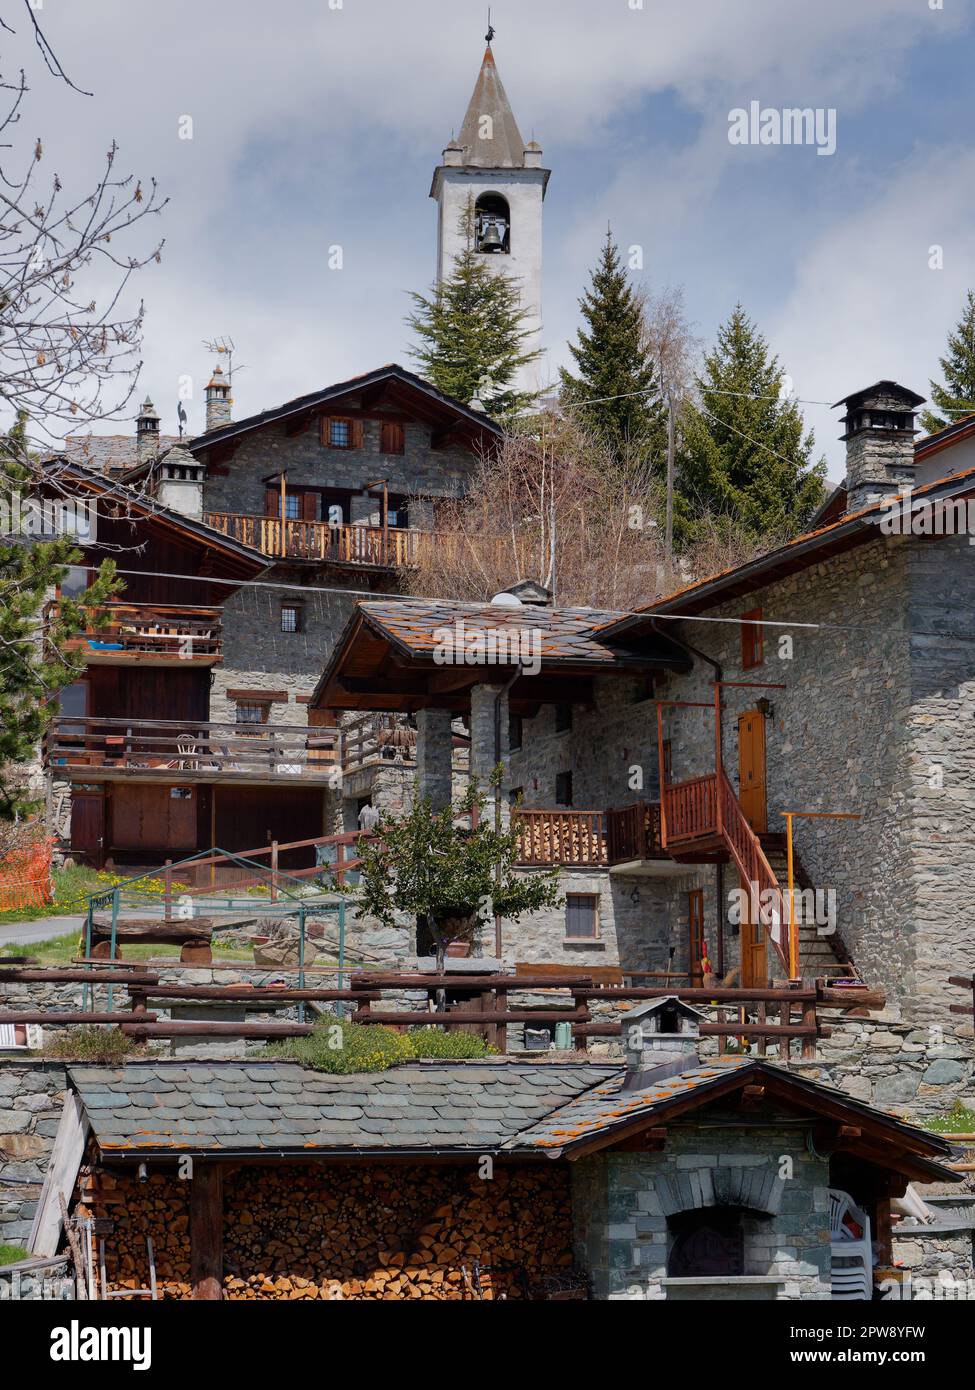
[407,201,541,420]
[1,417,118,819]
[677,306,827,544]
[920,289,975,435]
[559,230,667,466]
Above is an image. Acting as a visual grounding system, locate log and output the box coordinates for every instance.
[126,986,381,1003]
[348,974,596,992]
[120,1020,313,1038]
[816,986,886,1009]
[0,968,159,984]
[0,1011,157,1024]
[191,1164,223,1301]
[351,1009,591,1025]
[572,1021,817,1039]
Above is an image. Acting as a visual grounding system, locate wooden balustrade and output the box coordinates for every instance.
[48,601,222,665]
[204,513,421,567]
[664,773,718,841]
[43,716,339,783]
[513,810,607,866]
[605,801,664,863]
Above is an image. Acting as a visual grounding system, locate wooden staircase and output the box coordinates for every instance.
[758,835,855,981]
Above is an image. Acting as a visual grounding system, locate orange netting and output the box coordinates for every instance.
[0,838,53,912]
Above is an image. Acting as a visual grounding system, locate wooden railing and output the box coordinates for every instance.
[513,810,606,866]
[43,716,339,782]
[664,773,719,842]
[48,601,222,664]
[605,801,664,863]
[204,513,422,568]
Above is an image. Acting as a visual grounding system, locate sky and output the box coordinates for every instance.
[10,0,975,480]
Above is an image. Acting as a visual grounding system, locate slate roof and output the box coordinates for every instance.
[69,1060,618,1156]
[64,434,180,476]
[354,599,685,670]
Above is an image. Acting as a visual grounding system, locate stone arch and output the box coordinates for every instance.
[651,1163,786,1219]
[474,191,511,254]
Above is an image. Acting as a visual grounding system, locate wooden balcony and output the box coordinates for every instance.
[43,717,339,785]
[203,513,422,568]
[513,803,666,868]
[50,602,223,667]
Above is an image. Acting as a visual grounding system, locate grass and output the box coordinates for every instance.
[265,1018,495,1073]
[0,930,256,965]
[0,862,106,925]
[0,1244,30,1267]
[41,1025,139,1063]
[924,1101,975,1135]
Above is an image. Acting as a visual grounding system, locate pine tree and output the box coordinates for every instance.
[920,289,975,436]
[407,201,541,421]
[559,230,667,466]
[1,417,118,819]
[677,305,827,544]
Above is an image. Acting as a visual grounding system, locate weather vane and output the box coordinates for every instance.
[486,9,495,44]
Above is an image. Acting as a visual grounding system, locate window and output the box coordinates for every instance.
[555,771,573,806]
[235,700,270,725]
[280,605,302,633]
[328,418,351,447]
[565,893,599,940]
[632,674,654,703]
[663,739,673,783]
[386,493,410,529]
[380,420,405,455]
[509,786,524,806]
[474,192,511,254]
[284,494,301,519]
[508,713,523,751]
[555,703,573,733]
[741,608,764,669]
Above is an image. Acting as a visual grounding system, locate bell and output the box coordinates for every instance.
[478,220,504,252]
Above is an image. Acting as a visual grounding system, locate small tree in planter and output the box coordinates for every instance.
[356,780,561,984]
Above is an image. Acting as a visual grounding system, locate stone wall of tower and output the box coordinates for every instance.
[436,169,546,398]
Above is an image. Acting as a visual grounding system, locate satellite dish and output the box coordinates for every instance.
[490,592,523,607]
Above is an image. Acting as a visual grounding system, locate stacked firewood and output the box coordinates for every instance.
[221,1163,574,1300]
[79,1161,574,1300]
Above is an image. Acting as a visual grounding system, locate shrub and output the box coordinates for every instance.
[266,1020,415,1074]
[42,1026,137,1063]
[407,1027,494,1059]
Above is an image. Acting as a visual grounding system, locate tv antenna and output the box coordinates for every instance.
[203,336,248,387]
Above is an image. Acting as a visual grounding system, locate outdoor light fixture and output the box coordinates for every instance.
[756,697,775,719]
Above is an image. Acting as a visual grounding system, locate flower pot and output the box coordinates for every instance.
[445,940,471,958]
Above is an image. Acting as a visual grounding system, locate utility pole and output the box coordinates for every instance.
[665,390,675,585]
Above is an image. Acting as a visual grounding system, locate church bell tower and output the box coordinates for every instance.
[430,34,549,396]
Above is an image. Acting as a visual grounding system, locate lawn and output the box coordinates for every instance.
[1,930,258,965]
[0,862,106,926]
[0,1244,30,1267]
[924,1102,975,1135]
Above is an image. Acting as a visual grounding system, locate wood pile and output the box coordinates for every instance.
[79,1161,574,1300]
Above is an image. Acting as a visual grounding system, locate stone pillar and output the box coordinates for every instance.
[469,683,510,828]
[416,708,453,811]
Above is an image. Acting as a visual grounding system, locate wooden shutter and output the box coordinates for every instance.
[380,420,405,454]
[300,491,318,521]
[352,418,365,450]
[265,486,281,518]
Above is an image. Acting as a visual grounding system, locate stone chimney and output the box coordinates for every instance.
[205,365,233,433]
[836,380,924,514]
[135,396,160,465]
[155,446,205,519]
[622,996,705,1090]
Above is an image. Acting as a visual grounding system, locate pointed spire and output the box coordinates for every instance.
[454,44,527,169]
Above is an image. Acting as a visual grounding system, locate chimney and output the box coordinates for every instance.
[155,445,205,519]
[835,380,924,514]
[622,996,705,1090]
[135,396,160,465]
[205,365,233,433]
[500,579,552,606]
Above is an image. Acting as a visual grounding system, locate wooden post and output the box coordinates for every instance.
[163,859,172,923]
[656,704,668,848]
[279,471,287,558]
[713,682,722,837]
[270,840,278,901]
[190,1163,223,1301]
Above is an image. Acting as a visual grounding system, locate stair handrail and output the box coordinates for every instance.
[718,769,791,972]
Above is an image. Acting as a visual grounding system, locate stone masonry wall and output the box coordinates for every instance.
[572,1118,831,1300]
[0,1061,70,1247]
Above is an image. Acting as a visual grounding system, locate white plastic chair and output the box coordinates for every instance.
[829,1188,872,1300]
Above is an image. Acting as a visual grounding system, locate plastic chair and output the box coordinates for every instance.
[829,1188,872,1300]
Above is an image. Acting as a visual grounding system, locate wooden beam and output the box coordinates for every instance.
[120,1021,313,1039]
[190,1164,223,1301]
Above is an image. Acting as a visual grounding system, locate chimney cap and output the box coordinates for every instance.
[626,995,708,1028]
[206,364,230,394]
[502,578,552,606]
[832,379,925,412]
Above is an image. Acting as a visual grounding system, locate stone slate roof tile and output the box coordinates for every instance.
[68,1061,617,1155]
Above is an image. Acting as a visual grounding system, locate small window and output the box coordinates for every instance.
[326,417,352,448]
[555,703,572,733]
[380,420,405,455]
[509,713,523,751]
[509,786,524,806]
[235,700,270,725]
[280,605,302,633]
[632,674,654,704]
[283,494,301,520]
[555,771,573,806]
[663,739,673,783]
[565,893,599,940]
[741,608,764,670]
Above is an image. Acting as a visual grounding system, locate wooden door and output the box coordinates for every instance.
[688,889,705,985]
[739,873,768,988]
[737,710,767,833]
[71,791,105,864]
